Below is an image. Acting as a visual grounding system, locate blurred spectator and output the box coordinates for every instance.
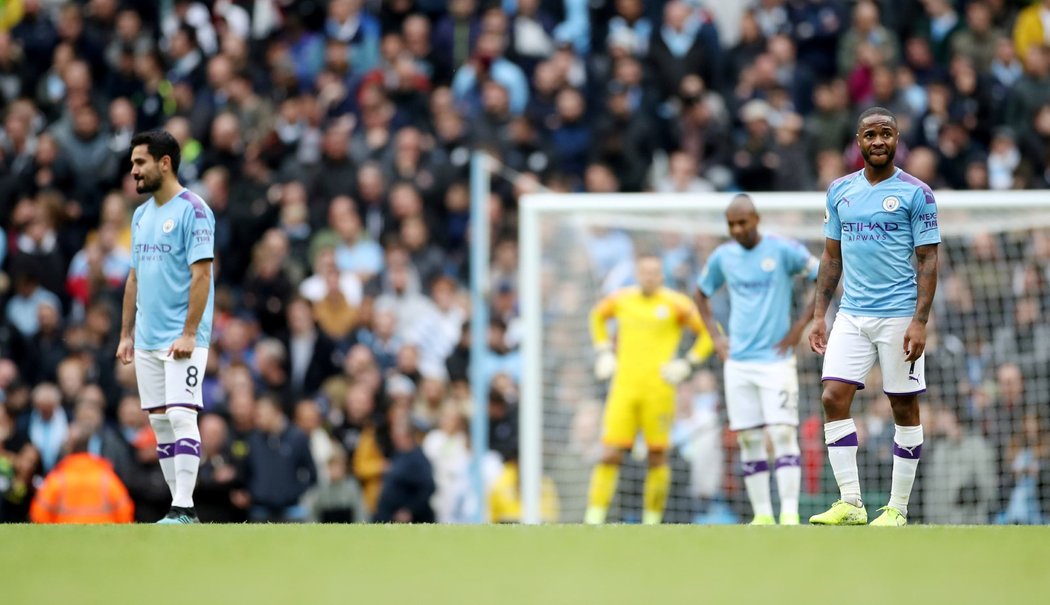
[325,0,381,74]
[925,406,997,524]
[303,448,368,522]
[244,396,317,522]
[951,1,1002,71]
[837,1,899,77]
[373,417,435,523]
[489,446,559,523]
[293,398,336,485]
[26,382,67,472]
[422,402,470,522]
[996,411,1048,524]
[193,412,243,522]
[1012,0,1050,68]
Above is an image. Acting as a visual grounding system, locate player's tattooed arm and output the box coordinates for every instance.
[813,239,842,320]
[913,244,939,324]
[809,239,841,354]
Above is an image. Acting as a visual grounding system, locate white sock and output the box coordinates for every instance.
[889,424,923,517]
[738,429,773,518]
[148,413,177,499]
[824,419,861,507]
[768,425,801,517]
[167,407,201,509]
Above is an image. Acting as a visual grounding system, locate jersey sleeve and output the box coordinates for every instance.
[823,186,842,241]
[183,204,215,265]
[589,292,618,347]
[696,249,724,297]
[909,185,941,247]
[130,206,142,271]
[783,239,820,281]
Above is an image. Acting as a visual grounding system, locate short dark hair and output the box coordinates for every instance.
[130,129,181,173]
[857,106,897,130]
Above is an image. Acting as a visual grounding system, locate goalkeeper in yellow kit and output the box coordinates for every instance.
[585,254,714,524]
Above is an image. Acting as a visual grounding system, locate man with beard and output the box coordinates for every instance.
[809,107,940,526]
[116,130,216,524]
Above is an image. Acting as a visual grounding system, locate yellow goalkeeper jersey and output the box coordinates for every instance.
[589,286,713,383]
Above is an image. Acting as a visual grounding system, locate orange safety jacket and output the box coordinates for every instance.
[30,453,135,524]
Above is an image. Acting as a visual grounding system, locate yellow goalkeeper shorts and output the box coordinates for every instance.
[601,380,674,451]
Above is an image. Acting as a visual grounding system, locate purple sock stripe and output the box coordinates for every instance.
[775,455,801,469]
[156,442,176,460]
[822,377,865,390]
[741,460,770,476]
[893,442,922,459]
[828,432,858,447]
[174,438,202,457]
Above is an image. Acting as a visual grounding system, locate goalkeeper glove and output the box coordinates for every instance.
[593,344,617,380]
[660,352,703,385]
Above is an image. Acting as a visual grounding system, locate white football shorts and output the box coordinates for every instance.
[724,357,800,431]
[135,347,209,411]
[821,312,926,395]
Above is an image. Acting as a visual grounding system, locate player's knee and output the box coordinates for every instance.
[166,406,199,433]
[820,386,851,417]
[647,449,667,467]
[737,428,766,458]
[766,425,799,456]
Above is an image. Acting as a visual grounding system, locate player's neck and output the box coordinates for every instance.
[740,233,761,250]
[863,164,896,186]
[152,178,185,206]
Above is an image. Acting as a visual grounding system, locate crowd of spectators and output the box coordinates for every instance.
[1,0,1049,523]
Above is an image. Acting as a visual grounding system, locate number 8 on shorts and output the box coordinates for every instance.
[134,347,210,410]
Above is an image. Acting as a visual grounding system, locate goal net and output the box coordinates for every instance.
[518,190,1050,525]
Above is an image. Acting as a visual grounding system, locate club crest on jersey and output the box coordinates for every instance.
[761,257,777,272]
[162,219,176,233]
[882,196,901,212]
[654,305,669,319]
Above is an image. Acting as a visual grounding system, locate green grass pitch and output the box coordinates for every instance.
[4,525,1048,605]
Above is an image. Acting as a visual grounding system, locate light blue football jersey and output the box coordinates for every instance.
[824,168,941,318]
[698,234,819,362]
[131,189,215,350]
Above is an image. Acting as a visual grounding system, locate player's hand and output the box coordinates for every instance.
[713,334,730,361]
[903,319,927,363]
[660,358,693,385]
[116,337,135,365]
[775,326,804,356]
[809,317,828,354]
[594,344,616,380]
[168,335,196,360]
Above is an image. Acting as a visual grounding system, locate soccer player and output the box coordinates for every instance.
[585,254,714,525]
[695,194,819,526]
[809,107,939,526]
[116,130,216,524]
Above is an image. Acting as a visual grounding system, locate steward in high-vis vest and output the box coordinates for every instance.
[30,424,134,524]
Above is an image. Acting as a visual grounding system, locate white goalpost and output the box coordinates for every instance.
[518,189,1050,525]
